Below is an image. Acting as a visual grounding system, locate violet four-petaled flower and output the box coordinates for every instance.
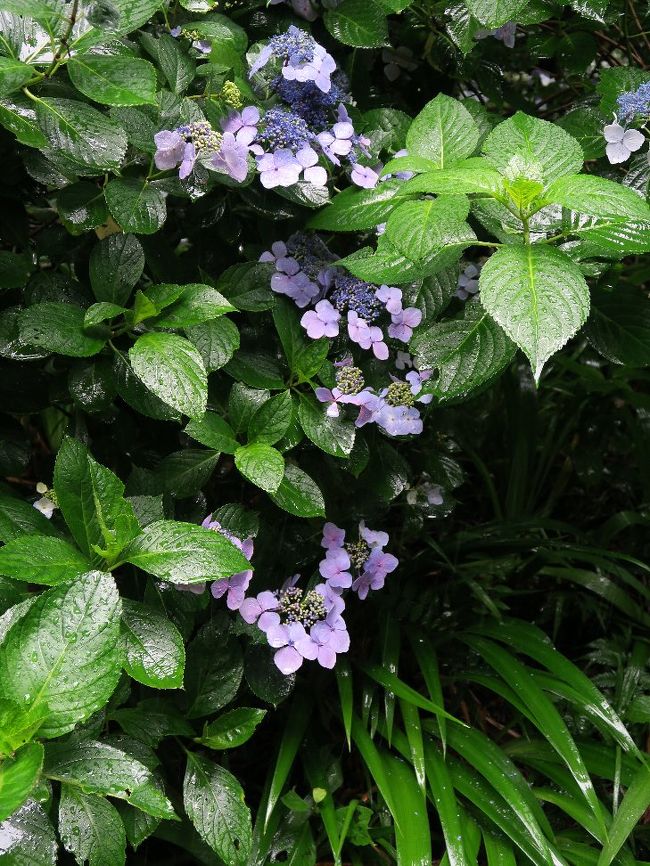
[301,299,340,338]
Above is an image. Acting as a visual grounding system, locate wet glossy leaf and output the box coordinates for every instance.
[58,786,126,866]
[0,535,91,585]
[235,442,284,493]
[0,743,44,822]
[129,332,207,419]
[68,54,157,107]
[19,303,107,358]
[199,707,267,750]
[121,599,185,689]
[406,94,480,167]
[0,800,57,866]
[104,178,167,235]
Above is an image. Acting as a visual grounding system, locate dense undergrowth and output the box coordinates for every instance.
[0,0,649,864]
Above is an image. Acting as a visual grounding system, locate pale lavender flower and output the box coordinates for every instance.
[603,123,645,164]
[306,618,350,668]
[406,369,434,405]
[317,121,354,164]
[321,522,345,550]
[33,482,56,519]
[211,132,249,182]
[395,351,413,370]
[296,146,328,186]
[154,130,187,170]
[456,262,481,300]
[347,312,389,359]
[283,43,337,93]
[388,307,422,342]
[315,386,364,418]
[354,390,385,427]
[319,547,353,589]
[240,590,280,632]
[257,148,302,188]
[170,25,182,37]
[301,299,340,338]
[375,403,423,436]
[267,622,317,674]
[352,547,398,599]
[273,270,320,307]
[359,521,389,550]
[260,240,288,264]
[375,284,403,315]
[222,106,260,144]
[351,163,380,188]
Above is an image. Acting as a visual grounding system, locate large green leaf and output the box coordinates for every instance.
[199,708,267,750]
[399,165,506,197]
[185,412,240,454]
[19,303,107,357]
[0,800,57,866]
[45,739,175,818]
[544,175,650,221]
[270,464,326,518]
[104,178,166,235]
[121,520,251,583]
[0,494,58,544]
[53,437,140,563]
[184,753,252,866]
[482,113,584,186]
[89,234,144,306]
[406,95,480,168]
[465,0,527,26]
[129,332,208,419]
[151,285,234,328]
[323,0,388,48]
[298,394,355,457]
[307,180,409,232]
[0,96,48,148]
[68,55,157,107]
[0,535,91,585]
[121,599,185,689]
[478,244,589,380]
[57,182,109,234]
[186,316,240,372]
[0,743,44,822]
[0,58,34,98]
[385,197,470,262]
[58,786,126,866]
[248,391,293,446]
[234,443,284,493]
[186,622,244,717]
[0,572,122,738]
[411,301,516,399]
[35,98,127,174]
[586,285,650,367]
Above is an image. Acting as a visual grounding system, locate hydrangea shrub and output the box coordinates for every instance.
[0,0,649,863]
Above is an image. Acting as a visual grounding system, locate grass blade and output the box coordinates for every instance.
[335,658,353,751]
[263,691,312,831]
[410,633,448,752]
[597,764,650,866]
[424,738,475,866]
[362,664,464,726]
[399,698,426,798]
[483,831,517,866]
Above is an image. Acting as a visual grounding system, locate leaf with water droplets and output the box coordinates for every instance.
[0,743,44,822]
[53,437,141,564]
[478,244,589,381]
[58,785,126,866]
[18,303,108,358]
[0,572,122,739]
[104,178,167,235]
[184,752,252,866]
[121,520,251,584]
[0,536,91,585]
[129,332,207,419]
[186,622,244,718]
[45,738,176,819]
[0,800,57,866]
[198,707,267,750]
[121,599,185,690]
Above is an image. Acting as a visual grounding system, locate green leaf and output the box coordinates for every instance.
[121,599,185,689]
[0,96,48,148]
[186,316,240,372]
[464,0,527,26]
[324,0,388,47]
[0,494,58,544]
[185,412,239,454]
[214,262,275,312]
[234,443,284,493]
[0,800,57,866]
[273,298,329,380]
[544,175,650,220]
[184,753,252,866]
[307,180,409,232]
[0,252,32,290]
[228,383,270,434]
[53,437,140,562]
[586,285,650,367]
[199,708,267,750]
[113,351,181,421]
[121,520,251,584]
[58,787,126,866]
[90,234,144,306]
[57,182,108,234]
[225,351,286,390]
[570,217,650,257]
[35,98,127,174]
[68,54,157,107]
[186,622,244,717]
[154,449,220,498]
[248,391,293,446]
[0,743,44,822]
[104,178,166,235]
[129,332,207,419]
[45,739,175,818]
[406,95,480,168]
[597,764,650,866]
[144,33,196,94]
[0,536,91,585]
[482,113,583,186]
[412,300,516,399]
[422,742,471,866]
[478,244,589,380]
[0,58,34,98]
[116,802,159,852]
[19,303,107,357]
[385,197,471,262]
[152,285,235,327]
[270,464,326,518]
[399,165,506,197]
[0,572,122,739]
[298,394,355,458]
